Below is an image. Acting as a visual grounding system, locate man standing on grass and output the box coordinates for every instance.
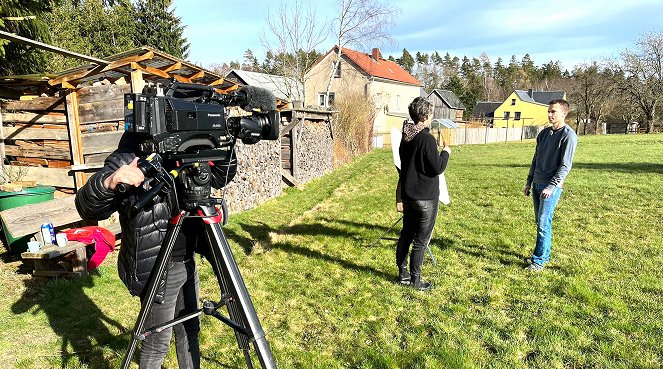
[523,99,577,272]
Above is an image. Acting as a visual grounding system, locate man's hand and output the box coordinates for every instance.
[523,185,531,196]
[540,187,553,198]
[104,157,145,191]
[442,144,451,155]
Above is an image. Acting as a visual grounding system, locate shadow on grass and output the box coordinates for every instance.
[480,161,663,174]
[11,272,127,368]
[439,237,527,267]
[224,220,394,282]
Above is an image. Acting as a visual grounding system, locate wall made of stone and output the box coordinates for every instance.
[295,120,333,184]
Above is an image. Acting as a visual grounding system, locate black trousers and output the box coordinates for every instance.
[396,199,439,277]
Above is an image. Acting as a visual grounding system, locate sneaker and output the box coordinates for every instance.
[397,267,410,285]
[410,275,432,291]
[525,262,544,272]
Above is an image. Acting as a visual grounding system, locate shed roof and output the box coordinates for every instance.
[473,101,502,118]
[428,89,465,109]
[226,69,302,101]
[431,118,460,129]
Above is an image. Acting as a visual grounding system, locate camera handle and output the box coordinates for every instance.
[121,166,276,369]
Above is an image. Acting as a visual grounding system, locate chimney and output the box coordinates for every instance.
[372,48,381,60]
[527,88,533,97]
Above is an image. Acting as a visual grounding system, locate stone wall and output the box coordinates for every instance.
[295,120,333,183]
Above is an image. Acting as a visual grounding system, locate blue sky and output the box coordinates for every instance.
[171,0,663,71]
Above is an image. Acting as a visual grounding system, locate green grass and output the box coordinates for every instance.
[1,133,662,368]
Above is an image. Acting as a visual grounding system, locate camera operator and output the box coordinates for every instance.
[75,132,234,369]
[396,97,450,291]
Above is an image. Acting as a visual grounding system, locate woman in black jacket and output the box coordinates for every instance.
[396,97,451,291]
[75,132,235,369]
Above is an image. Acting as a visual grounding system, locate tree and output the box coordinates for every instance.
[261,0,327,102]
[324,0,398,99]
[0,1,59,75]
[134,0,189,59]
[47,0,136,72]
[570,62,616,134]
[395,48,414,73]
[618,32,663,133]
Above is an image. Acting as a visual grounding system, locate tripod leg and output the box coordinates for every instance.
[368,215,403,247]
[199,205,277,369]
[121,212,186,369]
[426,242,437,265]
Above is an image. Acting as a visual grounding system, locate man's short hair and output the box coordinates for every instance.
[408,97,432,123]
[549,98,570,113]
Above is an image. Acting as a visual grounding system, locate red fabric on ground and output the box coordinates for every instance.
[63,226,115,270]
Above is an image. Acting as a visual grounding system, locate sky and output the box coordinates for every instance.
[171,0,663,72]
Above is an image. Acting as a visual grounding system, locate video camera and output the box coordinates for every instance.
[123,81,280,162]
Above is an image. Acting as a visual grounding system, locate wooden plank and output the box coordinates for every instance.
[292,124,299,180]
[4,131,122,158]
[76,83,131,105]
[173,74,192,83]
[11,157,48,166]
[131,69,144,94]
[1,97,65,111]
[4,144,70,159]
[78,99,124,124]
[188,71,204,80]
[280,117,303,137]
[1,112,67,124]
[1,126,70,140]
[1,165,73,188]
[130,62,171,79]
[81,131,123,154]
[162,61,182,73]
[21,241,87,260]
[65,90,87,189]
[49,64,105,87]
[281,169,297,187]
[84,153,110,165]
[100,50,154,73]
[0,195,81,238]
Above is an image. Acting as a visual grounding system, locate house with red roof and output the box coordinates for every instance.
[304,46,423,144]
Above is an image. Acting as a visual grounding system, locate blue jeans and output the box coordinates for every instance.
[531,183,563,266]
[396,199,438,277]
[140,259,200,369]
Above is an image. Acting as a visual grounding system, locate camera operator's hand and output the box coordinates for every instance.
[104,157,145,191]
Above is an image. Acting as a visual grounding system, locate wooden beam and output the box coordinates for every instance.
[0,30,108,64]
[65,91,87,189]
[162,61,182,73]
[173,74,192,83]
[131,69,144,94]
[281,169,297,187]
[209,78,225,86]
[129,62,171,79]
[1,112,67,124]
[1,97,65,111]
[280,116,303,137]
[48,64,106,87]
[187,71,204,80]
[100,50,155,72]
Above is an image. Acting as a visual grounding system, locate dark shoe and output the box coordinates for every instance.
[398,267,410,285]
[410,275,432,291]
[525,262,544,272]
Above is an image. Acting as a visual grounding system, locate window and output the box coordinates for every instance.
[318,92,336,107]
[503,111,510,120]
[511,99,516,105]
[514,112,521,120]
[334,62,341,78]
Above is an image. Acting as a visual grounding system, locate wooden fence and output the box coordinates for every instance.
[375,125,545,148]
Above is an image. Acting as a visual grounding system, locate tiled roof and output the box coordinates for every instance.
[339,47,423,86]
[473,102,502,118]
[226,69,303,101]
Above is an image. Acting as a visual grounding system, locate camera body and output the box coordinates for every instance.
[124,82,280,161]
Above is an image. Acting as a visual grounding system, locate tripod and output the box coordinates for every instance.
[121,160,276,369]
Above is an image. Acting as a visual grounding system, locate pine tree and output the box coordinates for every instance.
[134,0,189,59]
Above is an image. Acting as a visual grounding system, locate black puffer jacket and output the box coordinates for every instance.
[75,133,236,300]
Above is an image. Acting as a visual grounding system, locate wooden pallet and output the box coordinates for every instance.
[20,241,89,278]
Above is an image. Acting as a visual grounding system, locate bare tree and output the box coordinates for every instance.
[324,0,399,100]
[261,0,328,103]
[618,32,663,133]
[570,62,616,134]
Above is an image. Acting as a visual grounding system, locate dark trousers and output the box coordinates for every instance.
[139,258,200,369]
[396,199,438,277]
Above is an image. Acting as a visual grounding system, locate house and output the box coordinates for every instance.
[225,69,303,103]
[304,46,423,138]
[472,101,502,126]
[427,89,465,121]
[493,89,566,127]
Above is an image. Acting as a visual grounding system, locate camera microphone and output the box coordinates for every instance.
[236,86,277,112]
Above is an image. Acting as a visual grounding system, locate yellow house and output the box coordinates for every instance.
[493,89,566,127]
[304,46,423,140]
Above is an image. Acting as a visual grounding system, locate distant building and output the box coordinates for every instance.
[473,101,502,126]
[493,89,565,127]
[225,69,303,102]
[427,89,465,121]
[304,46,422,137]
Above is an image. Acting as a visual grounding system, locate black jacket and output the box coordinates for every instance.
[75,133,235,300]
[399,128,449,201]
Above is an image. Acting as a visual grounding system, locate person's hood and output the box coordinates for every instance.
[403,122,428,142]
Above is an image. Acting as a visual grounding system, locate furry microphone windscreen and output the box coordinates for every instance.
[240,86,277,112]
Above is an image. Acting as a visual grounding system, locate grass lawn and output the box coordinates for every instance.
[1,133,662,369]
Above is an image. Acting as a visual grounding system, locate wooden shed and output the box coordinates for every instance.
[0,46,240,192]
